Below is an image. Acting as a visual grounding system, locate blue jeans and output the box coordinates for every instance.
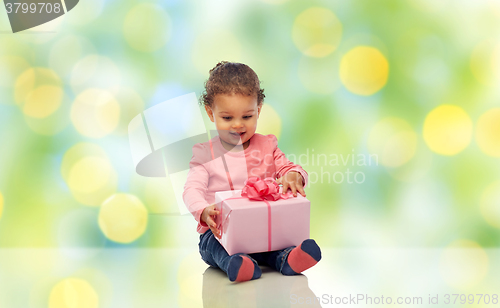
[198,229,295,274]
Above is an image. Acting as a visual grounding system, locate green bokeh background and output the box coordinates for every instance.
[0,0,499,251]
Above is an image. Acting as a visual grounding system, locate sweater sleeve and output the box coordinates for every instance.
[271,135,309,187]
[183,143,211,228]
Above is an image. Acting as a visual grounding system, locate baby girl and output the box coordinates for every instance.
[183,61,321,282]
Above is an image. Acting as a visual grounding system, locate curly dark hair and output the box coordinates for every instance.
[200,61,265,108]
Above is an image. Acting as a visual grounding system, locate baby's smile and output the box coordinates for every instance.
[230,131,245,138]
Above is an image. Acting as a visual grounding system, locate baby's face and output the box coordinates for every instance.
[206,93,261,150]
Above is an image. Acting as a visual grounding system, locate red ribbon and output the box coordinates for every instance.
[240,177,293,251]
[241,177,293,201]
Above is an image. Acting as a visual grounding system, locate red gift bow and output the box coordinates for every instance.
[241,176,293,201]
[236,176,294,252]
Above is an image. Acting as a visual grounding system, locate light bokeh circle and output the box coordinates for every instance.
[256,104,282,140]
[292,7,342,58]
[423,105,472,156]
[61,143,117,206]
[476,108,500,157]
[49,35,96,79]
[68,157,112,194]
[70,55,121,94]
[61,143,108,181]
[23,85,63,119]
[14,67,65,124]
[98,193,148,243]
[440,239,488,290]
[48,278,99,308]
[480,181,500,229]
[23,93,71,136]
[14,67,62,106]
[71,88,120,138]
[123,3,171,52]
[339,46,389,95]
[367,117,417,168]
[67,158,117,206]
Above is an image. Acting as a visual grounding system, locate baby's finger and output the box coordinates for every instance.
[207,217,221,238]
[275,177,283,185]
[290,183,297,197]
[297,184,306,197]
[206,216,217,229]
[210,225,221,239]
[208,209,219,216]
[282,182,289,194]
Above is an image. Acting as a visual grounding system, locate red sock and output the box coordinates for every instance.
[235,256,254,282]
[285,239,321,274]
[287,247,318,273]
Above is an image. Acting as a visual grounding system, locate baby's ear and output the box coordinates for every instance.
[205,105,215,122]
[257,104,262,117]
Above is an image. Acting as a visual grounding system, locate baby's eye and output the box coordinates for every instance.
[222,116,232,120]
[243,115,253,119]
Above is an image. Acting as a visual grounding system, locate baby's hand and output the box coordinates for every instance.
[202,204,221,239]
[276,171,306,197]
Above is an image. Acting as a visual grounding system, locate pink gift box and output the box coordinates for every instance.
[214,190,310,255]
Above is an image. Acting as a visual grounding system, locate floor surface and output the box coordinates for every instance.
[0,247,497,307]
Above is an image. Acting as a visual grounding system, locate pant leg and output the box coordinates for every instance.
[198,229,233,273]
[249,246,295,273]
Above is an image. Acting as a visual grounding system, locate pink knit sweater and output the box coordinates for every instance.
[182,133,309,234]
